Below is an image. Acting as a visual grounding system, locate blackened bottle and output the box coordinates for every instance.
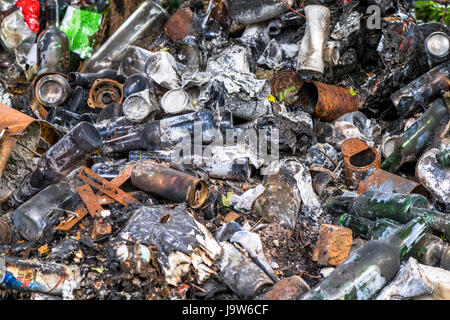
[8,122,103,207]
[37,0,70,74]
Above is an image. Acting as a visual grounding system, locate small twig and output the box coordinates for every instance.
[190,283,206,293]
[50,207,80,218]
[279,0,306,18]
[15,142,41,158]
[299,270,322,279]
[249,218,262,232]
[318,144,338,167]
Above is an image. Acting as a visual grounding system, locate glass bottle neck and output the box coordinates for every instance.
[46,1,59,27]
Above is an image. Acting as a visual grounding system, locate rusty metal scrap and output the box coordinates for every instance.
[357,168,432,200]
[77,166,137,206]
[87,78,124,109]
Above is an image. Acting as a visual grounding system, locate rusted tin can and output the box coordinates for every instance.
[0,256,80,296]
[131,159,208,208]
[341,138,381,187]
[164,6,194,42]
[357,168,432,200]
[297,81,359,122]
[271,69,304,106]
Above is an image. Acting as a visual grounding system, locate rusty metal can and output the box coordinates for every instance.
[297,81,359,122]
[270,69,304,106]
[341,138,381,187]
[357,168,432,200]
[131,159,208,208]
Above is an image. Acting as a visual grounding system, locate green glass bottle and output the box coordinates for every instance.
[436,149,450,168]
[339,214,450,270]
[381,99,449,173]
[326,191,429,223]
[339,214,402,240]
[300,217,431,300]
[327,191,450,238]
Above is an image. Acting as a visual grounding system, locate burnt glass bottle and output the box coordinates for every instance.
[37,0,70,74]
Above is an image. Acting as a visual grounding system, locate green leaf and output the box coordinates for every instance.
[92,267,104,274]
[221,192,233,208]
[349,88,358,96]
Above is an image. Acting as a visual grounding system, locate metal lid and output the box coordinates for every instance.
[35,74,71,108]
[425,32,450,59]
[160,89,193,114]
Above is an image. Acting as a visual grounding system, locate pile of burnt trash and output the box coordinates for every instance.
[0,0,449,300]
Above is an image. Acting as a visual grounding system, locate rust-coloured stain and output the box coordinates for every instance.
[341,138,381,187]
[357,168,432,200]
[91,219,112,240]
[312,81,359,122]
[164,7,194,42]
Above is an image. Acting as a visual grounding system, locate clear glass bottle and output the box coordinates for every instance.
[301,217,431,300]
[84,0,168,73]
[12,181,78,241]
[37,0,70,74]
[381,98,449,173]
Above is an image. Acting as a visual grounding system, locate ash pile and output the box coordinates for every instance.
[0,0,449,300]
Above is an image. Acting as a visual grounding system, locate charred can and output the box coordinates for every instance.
[131,159,208,208]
